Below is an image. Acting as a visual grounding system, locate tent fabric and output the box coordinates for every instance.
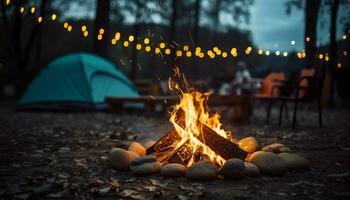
[18,53,139,109]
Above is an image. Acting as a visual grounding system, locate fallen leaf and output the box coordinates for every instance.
[177,194,189,200]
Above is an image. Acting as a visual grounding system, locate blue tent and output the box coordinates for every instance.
[18,53,139,110]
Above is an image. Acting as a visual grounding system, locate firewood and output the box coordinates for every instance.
[147,108,248,162]
[165,139,193,165]
[174,108,247,160]
[146,128,181,155]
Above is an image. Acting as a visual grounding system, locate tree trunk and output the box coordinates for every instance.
[192,0,201,46]
[328,0,340,106]
[93,0,111,58]
[22,0,48,71]
[213,0,221,42]
[190,0,201,78]
[304,0,321,69]
[170,0,178,43]
[12,0,24,71]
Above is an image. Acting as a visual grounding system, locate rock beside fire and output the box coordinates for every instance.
[220,158,245,180]
[186,161,218,181]
[244,162,260,177]
[238,137,260,154]
[128,142,146,156]
[279,153,310,170]
[130,155,161,175]
[109,148,139,171]
[160,163,186,177]
[249,151,287,176]
[261,143,291,154]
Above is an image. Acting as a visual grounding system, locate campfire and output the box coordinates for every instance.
[146,68,247,167]
[109,69,310,180]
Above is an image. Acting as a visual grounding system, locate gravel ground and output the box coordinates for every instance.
[0,101,349,200]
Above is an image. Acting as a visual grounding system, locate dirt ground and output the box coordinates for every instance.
[0,101,349,200]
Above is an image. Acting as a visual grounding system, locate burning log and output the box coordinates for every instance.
[147,108,247,164]
[146,129,181,162]
[165,139,193,165]
[174,108,247,160]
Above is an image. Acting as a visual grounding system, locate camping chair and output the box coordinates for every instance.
[278,66,324,128]
[254,72,288,123]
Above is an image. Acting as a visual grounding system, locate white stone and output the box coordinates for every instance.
[109,148,139,171]
[278,153,310,170]
[128,142,146,156]
[249,151,287,176]
[238,137,260,154]
[160,163,186,177]
[186,161,218,181]
[244,162,260,177]
[220,158,246,179]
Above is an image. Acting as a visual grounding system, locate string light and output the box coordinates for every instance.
[37,16,43,23]
[136,44,142,50]
[115,32,121,40]
[155,47,160,54]
[145,46,151,52]
[30,7,36,14]
[337,63,342,68]
[5,0,10,6]
[245,47,252,54]
[19,6,350,62]
[302,52,306,58]
[123,41,129,47]
[51,14,57,21]
[176,50,182,57]
[67,25,72,32]
[165,48,171,55]
[318,54,323,60]
[81,25,87,32]
[183,45,189,51]
[297,52,302,59]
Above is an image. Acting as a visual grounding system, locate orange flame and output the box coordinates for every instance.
[169,67,233,166]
